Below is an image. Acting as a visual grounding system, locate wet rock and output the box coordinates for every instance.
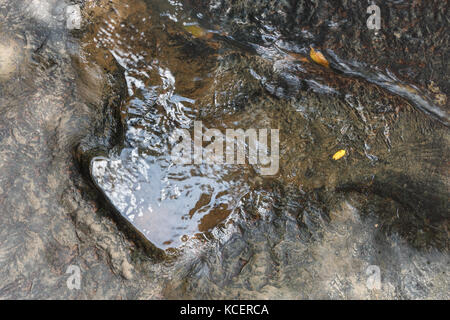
[0,0,159,299]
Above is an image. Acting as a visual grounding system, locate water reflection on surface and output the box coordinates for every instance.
[87,0,257,249]
[85,0,448,251]
[91,149,249,248]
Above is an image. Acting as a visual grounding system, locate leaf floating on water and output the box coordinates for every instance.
[310,46,329,68]
[332,149,346,160]
[183,24,207,38]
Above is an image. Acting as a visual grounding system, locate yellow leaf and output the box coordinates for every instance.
[310,46,329,68]
[332,149,346,160]
[183,24,207,38]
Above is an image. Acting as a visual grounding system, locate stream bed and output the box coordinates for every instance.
[0,0,448,299]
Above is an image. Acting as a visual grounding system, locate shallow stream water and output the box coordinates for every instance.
[84,0,448,252]
[0,0,448,299]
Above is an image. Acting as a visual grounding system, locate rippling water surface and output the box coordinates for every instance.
[84,0,448,252]
[86,0,256,249]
